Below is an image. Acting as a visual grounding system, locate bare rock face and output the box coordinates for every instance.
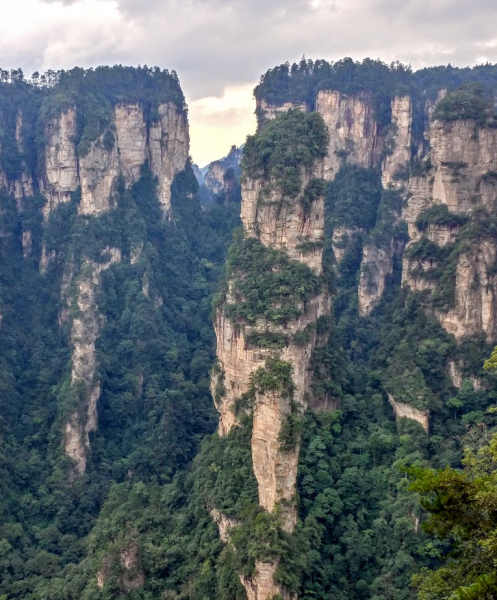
[241,562,288,600]
[209,508,240,543]
[435,242,497,342]
[430,120,497,214]
[149,102,189,215]
[388,394,429,432]
[41,108,79,218]
[241,168,326,274]
[204,162,226,196]
[212,133,330,596]
[358,241,394,316]
[315,90,382,180]
[64,248,121,476]
[79,133,120,215]
[39,102,188,220]
[115,104,148,184]
[382,96,412,188]
[402,118,497,345]
[256,98,308,126]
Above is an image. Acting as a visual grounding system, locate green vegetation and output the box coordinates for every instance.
[251,357,295,396]
[3,58,497,600]
[220,235,322,325]
[416,204,469,232]
[408,207,497,310]
[327,165,382,230]
[432,84,493,124]
[0,67,241,600]
[242,108,328,199]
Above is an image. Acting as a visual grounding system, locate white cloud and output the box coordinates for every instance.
[1,0,497,163]
[188,84,256,167]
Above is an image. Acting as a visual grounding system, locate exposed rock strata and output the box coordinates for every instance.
[382,96,412,188]
[403,117,497,344]
[388,394,429,432]
[358,241,394,316]
[64,248,121,476]
[212,150,329,598]
[316,90,382,180]
[256,98,308,126]
[41,108,79,218]
[39,102,188,219]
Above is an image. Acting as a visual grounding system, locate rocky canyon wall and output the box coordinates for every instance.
[211,110,331,599]
[0,79,190,477]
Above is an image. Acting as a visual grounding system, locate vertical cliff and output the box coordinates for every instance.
[402,90,497,351]
[211,109,331,599]
[0,67,190,476]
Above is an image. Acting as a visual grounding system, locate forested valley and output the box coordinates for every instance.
[1,59,497,600]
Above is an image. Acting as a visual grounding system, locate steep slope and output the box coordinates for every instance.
[0,67,241,600]
[3,59,497,600]
[211,109,330,599]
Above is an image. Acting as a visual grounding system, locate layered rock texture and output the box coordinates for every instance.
[64,248,121,476]
[211,110,331,599]
[0,68,189,476]
[254,71,497,442]
[403,113,497,344]
[41,102,188,218]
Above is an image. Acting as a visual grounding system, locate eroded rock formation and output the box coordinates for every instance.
[64,248,121,476]
[211,111,330,599]
[39,102,188,220]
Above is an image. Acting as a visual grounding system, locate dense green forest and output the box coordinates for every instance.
[1,59,497,600]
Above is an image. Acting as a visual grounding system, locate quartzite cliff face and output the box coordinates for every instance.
[211,111,330,600]
[256,80,497,432]
[0,74,189,476]
[41,102,188,219]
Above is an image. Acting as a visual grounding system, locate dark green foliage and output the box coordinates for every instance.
[39,66,185,158]
[242,109,328,197]
[245,330,289,350]
[251,357,295,396]
[221,235,322,325]
[432,84,493,124]
[415,204,469,232]
[301,178,326,215]
[327,165,383,230]
[254,57,413,127]
[0,132,240,599]
[408,207,497,310]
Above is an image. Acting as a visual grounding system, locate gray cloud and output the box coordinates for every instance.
[3,0,497,163]
[11,0,497,98]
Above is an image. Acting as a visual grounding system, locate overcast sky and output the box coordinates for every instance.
[2,0,497,165]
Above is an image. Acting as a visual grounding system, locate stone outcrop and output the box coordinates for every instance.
[41,108,79,218]
[402,117,497,345]
[79,133,120,215]
[64,248,121,476]
[358,241,394,316]
[149,102,189,214]
[388,394,429,432]
[316,90,383,180]
[435,242,497,342]
[256,99,308,126]
[212,140,330,598]
[382,96,412,188]
[39,102,188,220]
